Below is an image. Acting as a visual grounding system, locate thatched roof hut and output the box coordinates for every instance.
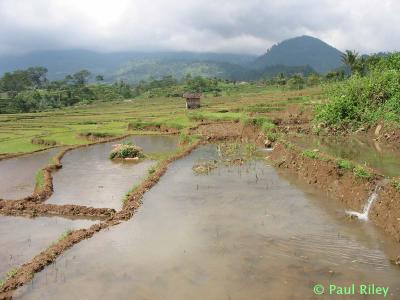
[183,93,201,109]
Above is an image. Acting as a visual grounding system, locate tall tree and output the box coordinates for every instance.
[72,70,91,86]
[341,50,359,75]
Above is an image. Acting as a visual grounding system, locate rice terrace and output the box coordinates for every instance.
[0,1,400,299]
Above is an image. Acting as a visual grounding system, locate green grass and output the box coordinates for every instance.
[353,165,373,180]
[188,111,244,122]
[336,159,354,170]
[0,86,321,155]
[35,170,45,189]
[302,149,319,159]
[267,132,279,142]
[0,267,19,288]
[392,179,400,191]
[57,230,72,242]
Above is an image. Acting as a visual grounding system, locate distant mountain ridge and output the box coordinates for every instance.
[0,36,344,82]
[254,35,343,74]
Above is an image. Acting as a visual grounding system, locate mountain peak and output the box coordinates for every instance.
[255,35,343,73]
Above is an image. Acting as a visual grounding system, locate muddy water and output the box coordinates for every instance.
[0,216,96,278]
[0,148,61,199]
[122,135,179,153]
[15,145,400,300]
[288,135,400,177]
[45,135,178,210]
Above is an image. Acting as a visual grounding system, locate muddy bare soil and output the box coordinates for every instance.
[190,121,243,140]
[12,145,400,300]
[0,199,115,219]
[270,142,400,241]
[190,122,266,145]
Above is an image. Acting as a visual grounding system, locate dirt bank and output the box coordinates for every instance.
[189,121,267,146]
[0,200,115,219]
[128,123,180,134]
[270,142,400,241]
[190,121,243,140]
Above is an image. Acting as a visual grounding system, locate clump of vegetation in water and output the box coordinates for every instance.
[110,142,145,160]
[193,160,218,175]
[353,165,373,180]
[315,53,400,130]
[336,159,354,170]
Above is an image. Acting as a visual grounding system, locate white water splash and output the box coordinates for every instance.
[346,186,381,221]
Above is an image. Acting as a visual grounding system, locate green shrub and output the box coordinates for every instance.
[302,149,319,159]
[267,132,279,142]
[110,143,144,159]
[336,159,354,170]
[392,179,400,191]
[315,53,400,130]
[353,165,373,180]
[179,132,190,144]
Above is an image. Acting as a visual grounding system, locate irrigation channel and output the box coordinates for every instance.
[287,134,400,178]
[4,143,399,299]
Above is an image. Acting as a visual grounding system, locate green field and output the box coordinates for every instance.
[0,85,323,155]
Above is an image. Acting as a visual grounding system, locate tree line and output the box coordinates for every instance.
[0,68,132,113]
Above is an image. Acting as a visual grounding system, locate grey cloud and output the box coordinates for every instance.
[0,0,399,55]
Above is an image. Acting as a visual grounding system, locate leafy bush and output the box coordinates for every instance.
[267,132,279,142]
[353,165,373,180]
[315,53,400,129]
[302,149,319,159]
[336,159,354,170]
[392,179,400,191]
[110,143,144,159]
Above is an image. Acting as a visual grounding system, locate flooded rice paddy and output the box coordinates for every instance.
[288,134,400,178]
[46,135,178,210]
[0,148,61,199]
[0,216,96,278]
[14,145,400,299]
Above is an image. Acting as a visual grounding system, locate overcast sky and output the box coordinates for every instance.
[0,0,399,56]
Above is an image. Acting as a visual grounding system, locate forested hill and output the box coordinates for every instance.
[0,50,256,82]
[0,36,345,82]
[253,35,343,73]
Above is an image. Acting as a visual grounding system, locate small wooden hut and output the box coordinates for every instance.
[183,93,201,109]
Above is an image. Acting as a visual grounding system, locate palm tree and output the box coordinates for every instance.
[341,50,359,74]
